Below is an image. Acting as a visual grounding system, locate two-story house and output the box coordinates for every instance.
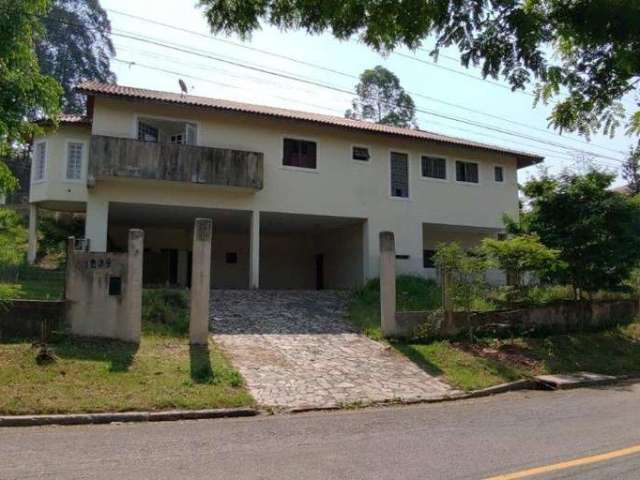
[28,81,542,289]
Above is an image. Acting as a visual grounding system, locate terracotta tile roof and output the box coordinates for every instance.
[59,113,92,125]
[77,81,544,168]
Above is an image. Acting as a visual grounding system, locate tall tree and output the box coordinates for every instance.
[345,66,417,128]
[521,169,640,298]
[0,0,62,195]
[37,0,115,114]
[198,0,640,140]
[622,145,640,195]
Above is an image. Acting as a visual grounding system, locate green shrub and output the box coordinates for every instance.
[142,289,190,337]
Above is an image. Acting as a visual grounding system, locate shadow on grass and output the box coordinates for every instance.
[392,342,444,377]
[190,344,214,384]
[52,335,139,372]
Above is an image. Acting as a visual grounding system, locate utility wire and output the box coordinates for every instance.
[106,8,626,157]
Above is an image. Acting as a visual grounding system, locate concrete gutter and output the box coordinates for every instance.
[0,407,257,428]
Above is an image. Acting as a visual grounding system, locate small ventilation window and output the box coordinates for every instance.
[352,146,370,161]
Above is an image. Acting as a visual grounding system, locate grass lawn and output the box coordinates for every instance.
[0,333,254,415]
[0,279,63,300]
[349,276,640,391]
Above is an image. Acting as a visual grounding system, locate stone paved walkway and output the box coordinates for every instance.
[210,290,457,409]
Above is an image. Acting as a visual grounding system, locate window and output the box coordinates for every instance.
[225,252,238,264]
[66,142,84,180]
[390,151,409,198]
[494,165,504,182]
[421,156,447,179]
[423,250,436,268]
[283,138,317,169]
[32,141,46,182]
[108,276,122,296]
[170,134,184,144]
[456,161,479,183]
[352,146,370,161]
[137,121,159,143]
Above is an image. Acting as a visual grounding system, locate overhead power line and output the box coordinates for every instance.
[41,12,627,165]
[106,8,626,158]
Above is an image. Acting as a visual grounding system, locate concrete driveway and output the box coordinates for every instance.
[210,290,456,409]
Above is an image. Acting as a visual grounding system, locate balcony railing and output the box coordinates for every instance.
[89,135,263,190]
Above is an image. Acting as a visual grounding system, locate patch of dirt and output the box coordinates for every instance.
[454,341,543,371]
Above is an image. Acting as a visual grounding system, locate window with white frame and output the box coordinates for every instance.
[494,165,504,182]
[390,151,409,198]
[421,155,447,179]
[33,141,46,182]
[66,142,84,180]
[455,160,479,183]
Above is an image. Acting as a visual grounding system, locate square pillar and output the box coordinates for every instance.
[249,210,260,289]
[27,204,38,264]
[379,231,397,337]
[85,197,109,252]
[120,229,144,343]
[190,218,213,345]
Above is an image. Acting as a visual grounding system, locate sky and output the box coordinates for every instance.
[100,0,635,186]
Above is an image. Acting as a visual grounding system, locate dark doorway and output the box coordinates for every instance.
[315,254,324,290]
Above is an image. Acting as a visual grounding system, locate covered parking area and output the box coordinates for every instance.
[107,202,366,289]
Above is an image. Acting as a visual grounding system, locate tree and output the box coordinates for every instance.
[0,208,28,267]
[480,234,560,304]
[0,0,62,195]
[345,66,417,128]
[36,0,116,114]
[198,0,640,139]
[522,169,640,298]
[622,145,640,195]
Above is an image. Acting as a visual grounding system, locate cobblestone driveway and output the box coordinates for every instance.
[211,290,457,409]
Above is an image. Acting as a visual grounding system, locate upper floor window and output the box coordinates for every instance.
[390,151,409,198]
[494,165,504,182]
[352,146,370,162]
[283,138,317,169]
[422,155,447,180]
[137,117,197,145]
[66,142,84,180]
[32,141,46,182]
[456,160,479,183]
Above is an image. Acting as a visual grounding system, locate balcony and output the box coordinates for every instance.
[88,135,264,191]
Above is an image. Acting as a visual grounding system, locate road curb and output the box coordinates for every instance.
[534,373,640,390]
[0,407,258,428]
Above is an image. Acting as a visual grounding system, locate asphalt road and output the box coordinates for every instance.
[2,383,640,479]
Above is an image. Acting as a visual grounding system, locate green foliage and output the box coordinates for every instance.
[38,213,84,258]
[0,0,62,157]
[198,0,640,139]
[142,289,190,337]
[345,66,417,128]
[522,169,640,297]
[433,242,489,315]
[349,275,441,339]
[622,145,640,195]
[37,0,116,113]
[0,208,27,267]
[480,234,560,306]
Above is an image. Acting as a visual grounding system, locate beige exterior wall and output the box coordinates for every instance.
[35,96,522,283]
[30,125,91,209]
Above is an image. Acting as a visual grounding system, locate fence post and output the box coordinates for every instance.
[379,231,397,337]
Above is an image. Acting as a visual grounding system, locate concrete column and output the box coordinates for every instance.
[190,218,213,345]
[361,219,370,285]
[121,229,144,343]
[27,204,38,264]
[177,250,189,287]
[85,197,109,252]
[249,210,260,289]
[379,231,397,337]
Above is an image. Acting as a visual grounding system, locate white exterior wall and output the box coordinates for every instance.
[34,96,522,284]
[30,125,91,208]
